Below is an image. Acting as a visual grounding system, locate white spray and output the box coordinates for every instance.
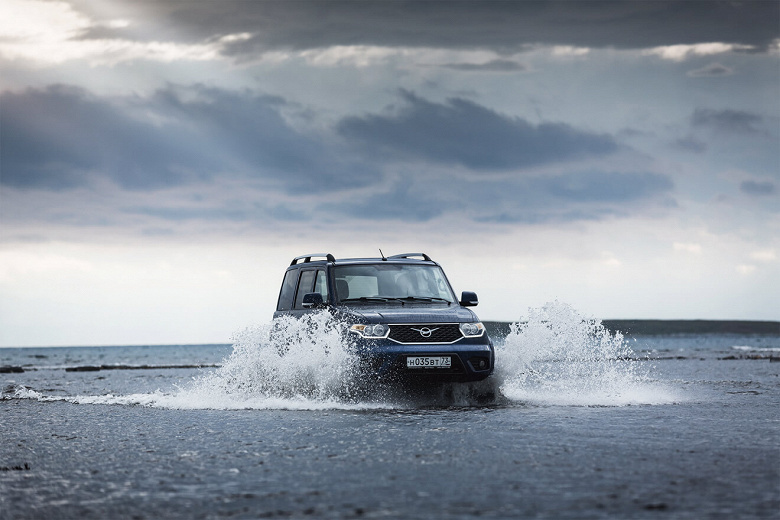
[6,303,677,408]
[496,301,674,406]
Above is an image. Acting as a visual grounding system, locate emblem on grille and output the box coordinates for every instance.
[410,327,439,338]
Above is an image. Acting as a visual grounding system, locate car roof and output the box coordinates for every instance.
[288,253,438,268]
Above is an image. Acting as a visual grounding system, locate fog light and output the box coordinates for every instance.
[469,357,489,371]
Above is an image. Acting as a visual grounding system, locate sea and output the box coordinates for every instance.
[1,302,778,519]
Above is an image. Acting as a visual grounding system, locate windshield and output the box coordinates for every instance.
[333,264,456,303]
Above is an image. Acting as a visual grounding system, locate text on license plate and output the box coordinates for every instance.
[406,356,451,369]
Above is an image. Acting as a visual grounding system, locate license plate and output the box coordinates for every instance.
[406,356,451,369]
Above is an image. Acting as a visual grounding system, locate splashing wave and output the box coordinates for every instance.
[5,302,678,409]
[496,301,677,406]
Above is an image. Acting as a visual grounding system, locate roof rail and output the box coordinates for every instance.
[388,253,432,261]
[290,253,336,266]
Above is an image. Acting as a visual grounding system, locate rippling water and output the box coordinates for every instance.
[2,302,778,519]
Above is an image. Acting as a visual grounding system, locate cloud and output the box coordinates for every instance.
[500,171,671,224]
[73,1,777,57]
[672,136,708,153]
[337,91,618,170]
[474,171,674,224]
[0,84,376,193]
[0,83,666,230]
[323,181,446,222]
[123,199,311,225]
[740,180,776,197]
[674,242,702,254]
[687,62,734,77]
[0,85,207,190]
[750,249,777,262]
[692,108,766,135]
[643,43,755,62]
[144,86,378,192]
[686,108,778,176]
[736,264,757,275]
[475,207,621,225]
[0,84,674,231]
[0,0,250,65]
[123,206,249,222]
[324,169,674,224]
[438,59,526,72]
[540,171,673,203]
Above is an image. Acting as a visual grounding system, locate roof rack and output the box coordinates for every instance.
[388,253,432,261]
[290,253,336,266]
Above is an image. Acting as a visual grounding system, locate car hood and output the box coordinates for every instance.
[335,304,479,324]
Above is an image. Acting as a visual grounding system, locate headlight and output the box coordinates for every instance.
[459,322,485,337]
[349,323,389,338]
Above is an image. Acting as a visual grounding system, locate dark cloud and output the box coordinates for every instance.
[124,201,311,223]
[323,170,673,224]
[322,181,446,222]
[439,60,526,72]
[687,108,778,176]
[145,86,377,192]
[71,1,779,56]
[740,180,776,196]
[692,108,765,134]
[0,85,374,193]
[2,84,676,228]
[337,91,618,170]
[672,136,708,153]
[472,170,673,224]
[1,85,216,190]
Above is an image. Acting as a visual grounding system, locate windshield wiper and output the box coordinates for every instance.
[340,297,406,305]
[341,296,451,305]
[400,296,452,304]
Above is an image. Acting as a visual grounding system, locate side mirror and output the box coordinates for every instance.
[460,291,479,307]
[302,292,325,309]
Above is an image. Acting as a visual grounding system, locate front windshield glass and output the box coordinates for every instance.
[333,264,455,303]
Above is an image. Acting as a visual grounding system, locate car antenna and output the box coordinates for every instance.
[379,248,387,261]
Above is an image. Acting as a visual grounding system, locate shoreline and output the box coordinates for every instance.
[485,319,780,338]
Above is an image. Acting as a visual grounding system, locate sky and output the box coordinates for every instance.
[0,0,778,347]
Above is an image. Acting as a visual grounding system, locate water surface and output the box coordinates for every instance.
[2,303,778,519]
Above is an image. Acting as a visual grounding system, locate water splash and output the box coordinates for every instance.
[176,311,497,409]
[4,302,678,409]
[496,301,676,406]
[161,310,385,409]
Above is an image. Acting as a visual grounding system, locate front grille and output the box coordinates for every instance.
[388,324,463,344]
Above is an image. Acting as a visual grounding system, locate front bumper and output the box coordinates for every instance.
[355,338,495,383]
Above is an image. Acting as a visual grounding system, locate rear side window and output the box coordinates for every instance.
[277,270,298,311]
[294,270,317,310]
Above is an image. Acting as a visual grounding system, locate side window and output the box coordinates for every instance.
[294,270,317,310]
[314,270,329,300]
[277,269,298,311]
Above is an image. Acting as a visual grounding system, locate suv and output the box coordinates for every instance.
[273,253,494,383]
